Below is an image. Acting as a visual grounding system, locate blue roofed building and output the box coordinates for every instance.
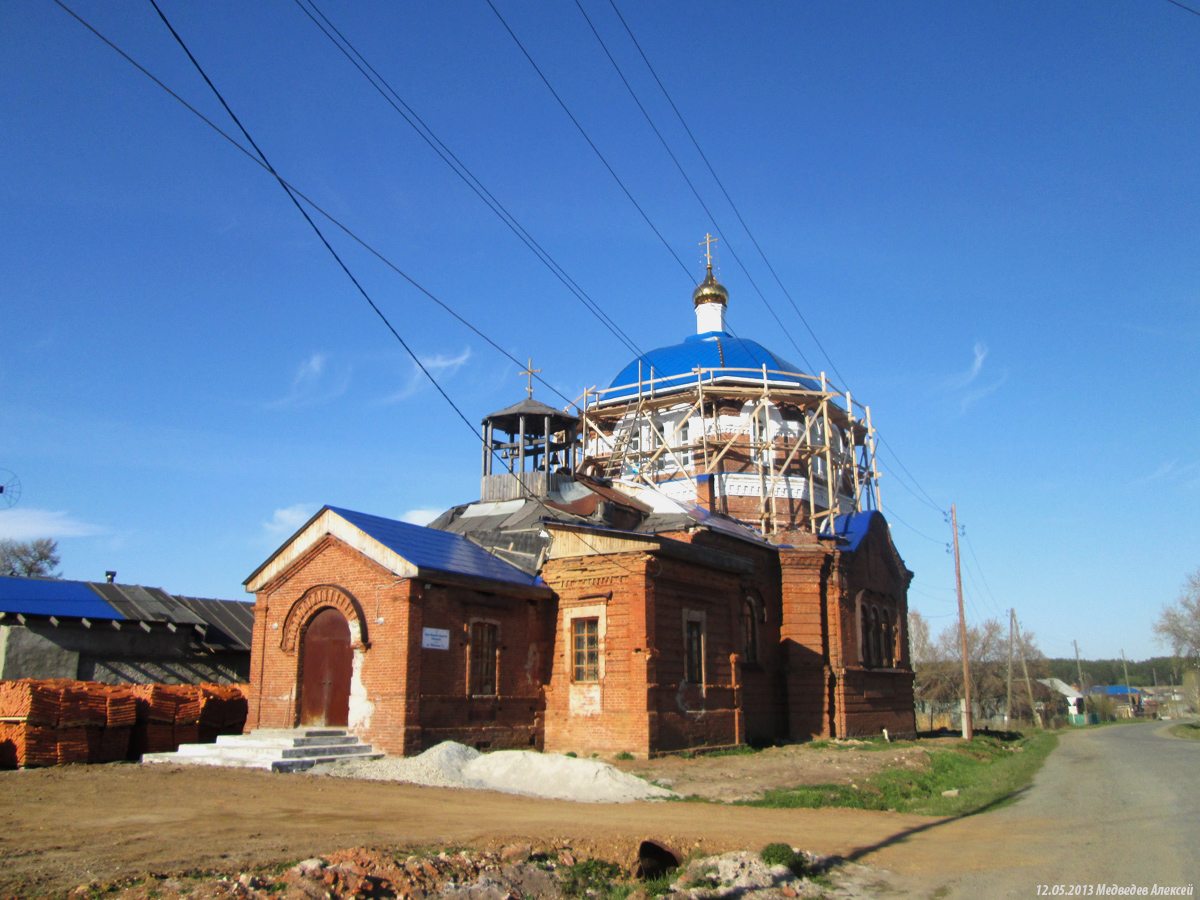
[242,250,915,759]
[0,574,253,684]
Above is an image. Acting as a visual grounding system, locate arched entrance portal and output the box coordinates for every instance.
[299,607,353,727]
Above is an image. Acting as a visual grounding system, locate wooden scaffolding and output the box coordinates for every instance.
[571,365,881,536]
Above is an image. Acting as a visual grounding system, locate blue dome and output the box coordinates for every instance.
[605,331,822,401]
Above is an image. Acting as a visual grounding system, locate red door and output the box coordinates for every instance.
[299,608,352,727]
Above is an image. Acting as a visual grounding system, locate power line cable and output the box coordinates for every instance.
[880,503,943,544]
[962,528,1003,618]
[51,0,579,410]
[145,0,487,442]
[482,0,693,280]
[604,1,955,531]
[606,0,848,387]
[960,555,999,621]
[1164,0,1200,16]
[295,0,646,360]
[908,586,956,604]
[572,0,819,376]
[875,433,946,513]
[875,454,943,514]
[92,0,657,582]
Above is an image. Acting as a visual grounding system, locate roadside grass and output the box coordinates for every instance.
[802,735,919,752]
[1168,722,1200,741]
[701,744,762,758]
[736,730,1057,817]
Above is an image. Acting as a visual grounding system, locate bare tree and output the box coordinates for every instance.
[908,610,934,665]
[0,538,61,578]
[1154,568,1200,659]
[909,612,1047,720]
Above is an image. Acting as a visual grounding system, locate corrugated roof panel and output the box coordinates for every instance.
[0,575,124,620]
[327,506,543,588]
[174,596,255,650]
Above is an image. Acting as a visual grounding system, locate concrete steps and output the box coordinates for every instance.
[141,728,384,772]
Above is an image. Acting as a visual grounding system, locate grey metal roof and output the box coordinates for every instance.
[174,595,255,651]
[429,476,770,574]
[89,583,207,626]
[483,397,578,434]
[0,575,253,650]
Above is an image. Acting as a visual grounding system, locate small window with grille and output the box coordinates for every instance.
[740,596,759,665]
[685,619,705,684]
[469,622,498,696]
[572,617,600,682]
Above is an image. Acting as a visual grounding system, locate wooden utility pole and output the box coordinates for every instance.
[1014,610,1040,728]
[1006,609,1015,728]
[952,504,972,740]
[1122,650,1133,715]
[1074,639,1086,719]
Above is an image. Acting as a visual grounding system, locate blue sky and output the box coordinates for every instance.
[2,1,1197,661]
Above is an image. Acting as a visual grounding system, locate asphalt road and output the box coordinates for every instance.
[868,721,1200,897]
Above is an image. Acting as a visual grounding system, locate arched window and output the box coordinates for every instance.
[881,610,893,668]
[860,598,872,665]
[740,595,759,665]
[869,607,881,667]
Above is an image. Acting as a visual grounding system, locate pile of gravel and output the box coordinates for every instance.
[310,741,676,804]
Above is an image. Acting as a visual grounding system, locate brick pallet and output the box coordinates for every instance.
[0,679,249,768]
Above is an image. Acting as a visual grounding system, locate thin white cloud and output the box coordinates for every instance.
[0,508,104,540]
[263,503,319,536]
[944,342,989,390]
[936,342,1007,411]
[1134,459,1200,488]
[267,352,350,409]
[960,371,1008,410]
[294,352,326,386]
[400,508,443,526]
[377,347,472,405]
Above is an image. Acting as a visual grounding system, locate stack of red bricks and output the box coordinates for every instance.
[0,679,249,768]
[0,680,100,767]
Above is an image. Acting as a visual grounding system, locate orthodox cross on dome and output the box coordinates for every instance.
[700,232,718,270]
[519,358,541,398]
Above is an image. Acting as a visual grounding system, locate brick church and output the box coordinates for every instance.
[244,255,916,757]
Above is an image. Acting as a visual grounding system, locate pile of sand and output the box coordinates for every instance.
[311,741,676,804]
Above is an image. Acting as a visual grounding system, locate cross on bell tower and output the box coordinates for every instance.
[519,358,541,399]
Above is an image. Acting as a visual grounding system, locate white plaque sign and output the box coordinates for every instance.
[421,627,450,650]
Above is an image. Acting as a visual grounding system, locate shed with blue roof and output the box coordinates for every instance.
[0,574,253,683]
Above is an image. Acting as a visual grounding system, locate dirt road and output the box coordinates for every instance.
[5,725,1193,898]
[0,761,950,896]
[864,720,1200,897]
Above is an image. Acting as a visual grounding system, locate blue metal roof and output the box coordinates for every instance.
[1091,685,1141,695]
[326,507,544,588]
[0,575,125,620]
[606,331,823,400]
[832,510,880,551]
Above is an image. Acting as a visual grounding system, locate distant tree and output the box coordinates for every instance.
[0,538,61,578]
[908,612,1046,720]
[1154,568,1200,660]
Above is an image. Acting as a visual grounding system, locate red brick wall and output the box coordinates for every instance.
[414,582,548,752]
[542,553,651,756]
[247,536,546,756]
[246,515,917,757]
